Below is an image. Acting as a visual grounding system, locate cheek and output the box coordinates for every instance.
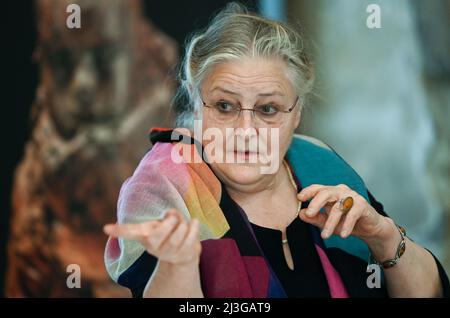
[201,117,212,145]
[263,126,294,151]
[275,127,294,158]
[201,111,221,133]
[201,126,235,167]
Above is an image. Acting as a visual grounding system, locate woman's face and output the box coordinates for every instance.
[200,57,301,192]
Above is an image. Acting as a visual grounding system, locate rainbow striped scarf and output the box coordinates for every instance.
[105,128,382,297]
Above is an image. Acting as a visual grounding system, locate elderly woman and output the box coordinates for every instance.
[103,3,449,298]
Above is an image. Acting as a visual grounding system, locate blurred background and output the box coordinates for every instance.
[2,0,449,297]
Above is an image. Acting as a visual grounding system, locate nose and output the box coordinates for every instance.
[72,54,97,109]
[234,109,259,147]
[73,55,97,91]
[236,108,255,130]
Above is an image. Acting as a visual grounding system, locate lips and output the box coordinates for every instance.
[233,150,258,161]
[234,150,257,155]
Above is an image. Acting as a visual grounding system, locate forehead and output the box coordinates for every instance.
[203,57,294,96]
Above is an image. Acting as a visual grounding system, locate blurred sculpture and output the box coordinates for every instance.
[6,0,177,297]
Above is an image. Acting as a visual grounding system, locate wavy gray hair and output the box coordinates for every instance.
[173,2,315,129]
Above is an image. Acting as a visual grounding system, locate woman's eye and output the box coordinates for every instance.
[216,101,235,112]
[258,104,279,115]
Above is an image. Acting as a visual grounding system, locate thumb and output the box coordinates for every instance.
[299,208,327,229]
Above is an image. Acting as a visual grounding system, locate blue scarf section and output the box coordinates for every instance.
[286,135,370,263]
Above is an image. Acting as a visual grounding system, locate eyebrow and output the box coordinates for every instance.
[257,91,284,97]
[209,87,285,97]
[210,87,241,96]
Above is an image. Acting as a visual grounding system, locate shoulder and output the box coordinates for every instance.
[291,133,333,151]
[287,133,370,201]
[288,133,337,163]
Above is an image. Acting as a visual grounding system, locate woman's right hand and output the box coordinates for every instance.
[103,209,202,267]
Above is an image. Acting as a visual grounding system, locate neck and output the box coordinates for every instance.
[225,162,290,206]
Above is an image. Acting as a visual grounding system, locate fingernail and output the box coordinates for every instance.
[103,224,114,234]
[306,209,314,217]
[321,229,329,238]
[341,230,348,238]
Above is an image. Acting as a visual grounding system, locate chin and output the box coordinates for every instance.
[215,162,267,185]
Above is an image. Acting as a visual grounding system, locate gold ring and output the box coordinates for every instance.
[338,196,353,214]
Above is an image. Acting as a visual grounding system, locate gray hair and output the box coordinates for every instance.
[173,2,315,128]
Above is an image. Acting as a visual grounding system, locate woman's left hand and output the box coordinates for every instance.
[297,184,390,242]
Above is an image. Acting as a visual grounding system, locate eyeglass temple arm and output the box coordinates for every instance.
[285,96,300,113]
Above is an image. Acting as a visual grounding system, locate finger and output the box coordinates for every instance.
[103,223,117,236]
[159,221,189,253]
[103,208,183,242]
[148,215,180,249]
[181,219,200,250]
[172,219,201,263]
[322,202,336,214]
[297,184,326,201]
[103,222,156,241]
[298,208,327,229]
[339,204,364,238]
[321,202,345,239]
[304,187,340,218]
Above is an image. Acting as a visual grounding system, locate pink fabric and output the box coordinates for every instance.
[200,239,253,297]
[199,239,271,298]
[315,244,349,298]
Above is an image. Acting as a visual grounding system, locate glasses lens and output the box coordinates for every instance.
[204,99,292,126]
[254,106,284,126]
[209,103,239,123]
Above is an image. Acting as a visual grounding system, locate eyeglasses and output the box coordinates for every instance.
[202,96,299,126]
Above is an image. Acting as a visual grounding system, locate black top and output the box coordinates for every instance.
[251,217,331,297]
[247,188,398,298]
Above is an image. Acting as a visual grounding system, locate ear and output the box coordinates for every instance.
[293,107,301,130]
